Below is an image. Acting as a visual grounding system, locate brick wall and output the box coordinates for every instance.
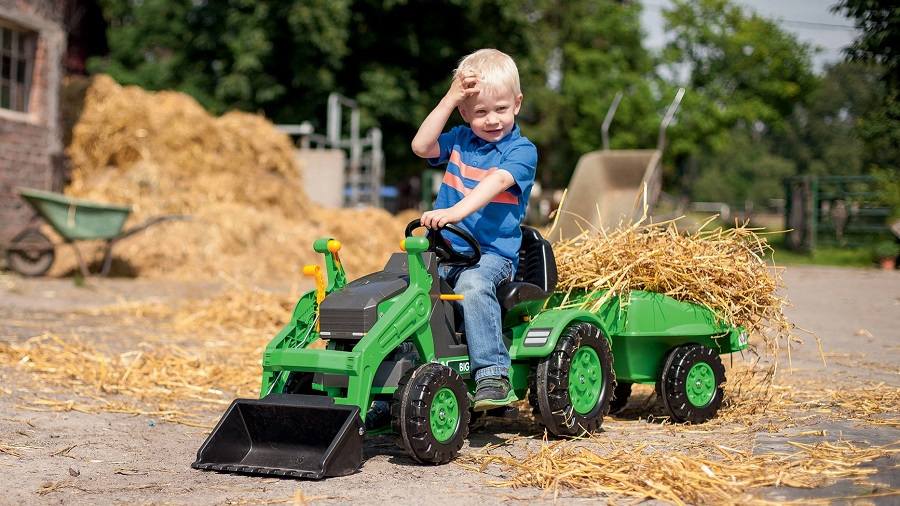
[0,0,65,246]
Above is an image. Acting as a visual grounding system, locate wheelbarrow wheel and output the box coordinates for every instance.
[391,362,470,464]
[6,229,55,277]
[534,322,615,437]
[659,344,725,424]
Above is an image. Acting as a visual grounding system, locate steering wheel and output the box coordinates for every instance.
[404,219,481,267]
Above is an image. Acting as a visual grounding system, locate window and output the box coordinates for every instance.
[0,25,37,113]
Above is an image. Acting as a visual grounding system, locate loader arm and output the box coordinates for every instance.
[258,237,348,396]
[260,236,436,420]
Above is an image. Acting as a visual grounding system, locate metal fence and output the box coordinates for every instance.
[784,175,892,251]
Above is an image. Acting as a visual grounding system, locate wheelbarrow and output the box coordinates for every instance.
[5,188,188,277]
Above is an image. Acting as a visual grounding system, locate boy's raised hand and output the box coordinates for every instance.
[446,71,480,106]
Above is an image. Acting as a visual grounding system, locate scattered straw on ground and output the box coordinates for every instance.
[1,283,325,426]
[461,437,899,505]
[0,333,259,427]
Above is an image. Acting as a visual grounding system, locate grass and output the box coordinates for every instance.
[767,233,877,268]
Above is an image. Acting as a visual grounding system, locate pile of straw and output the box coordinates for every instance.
[552,218,796,357]
[60,75,406,280]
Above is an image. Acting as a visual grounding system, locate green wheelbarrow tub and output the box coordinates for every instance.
[11,188,188,277]
[17,187,132,241]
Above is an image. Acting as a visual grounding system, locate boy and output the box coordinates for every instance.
[411,48,537,411]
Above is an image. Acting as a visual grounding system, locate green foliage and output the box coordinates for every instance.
[768,234,877,267]
[518,1,659,187]
[691,130,795,205]
[91,0,350,120]
[873,167,900,220]
[87,0,891,210]
[833,0,900,173]
[662,0,816,159]
[336,0,531,181]
[661,0,816,203]
[872,240,899,260]
[833,0,900,87]
[774,62,885,177]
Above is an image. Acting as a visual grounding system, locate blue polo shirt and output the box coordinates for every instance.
[428,124,538,268]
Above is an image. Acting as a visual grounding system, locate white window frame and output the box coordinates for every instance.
[0,22,37,113]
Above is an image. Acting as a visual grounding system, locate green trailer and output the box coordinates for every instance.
[193,220,747,479]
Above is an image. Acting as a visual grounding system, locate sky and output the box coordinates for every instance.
[640,0,860,73]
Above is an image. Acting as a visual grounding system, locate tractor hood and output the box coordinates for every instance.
[318,252,438,340]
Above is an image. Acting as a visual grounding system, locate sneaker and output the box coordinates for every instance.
[473,377,516,411]
[365,399,391,431]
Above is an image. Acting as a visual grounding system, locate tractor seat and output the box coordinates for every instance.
[496,226,557,311]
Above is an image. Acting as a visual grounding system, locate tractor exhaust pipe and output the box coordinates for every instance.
[192,394,364,479]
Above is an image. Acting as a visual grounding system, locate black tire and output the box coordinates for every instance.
[391,363,470,464]
[534,322,615,437]
[609,382,632,415]
[527,369,541,415]
[659,344,726,424]
[6,229,54,277]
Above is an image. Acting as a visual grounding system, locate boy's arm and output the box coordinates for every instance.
[421,170,515,229]
[411,72,480,158]
[421,144,537,230]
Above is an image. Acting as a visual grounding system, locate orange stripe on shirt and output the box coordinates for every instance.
[442,172,519,205]
[449,150,498,181]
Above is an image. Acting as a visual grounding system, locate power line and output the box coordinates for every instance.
[641,1,857,32]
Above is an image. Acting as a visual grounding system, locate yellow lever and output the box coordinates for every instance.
[327,240,342,267]
[439,294,464,301]
[302,264,326,331]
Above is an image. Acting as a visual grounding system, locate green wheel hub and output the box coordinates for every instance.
[685,362,716,407]
[569,346,603,415]
[429,387,460,443]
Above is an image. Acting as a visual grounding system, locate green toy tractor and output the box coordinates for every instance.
[192,220,748,479]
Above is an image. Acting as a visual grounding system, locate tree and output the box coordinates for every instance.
[91,0,351,122]
[833,0,899,174]
[833,0,899,86]
[661,0,817,203]
[774,62,885,176]
[518,0,659,187]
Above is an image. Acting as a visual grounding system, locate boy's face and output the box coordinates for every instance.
[458,86,523,143]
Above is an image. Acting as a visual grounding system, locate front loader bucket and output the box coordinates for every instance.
[192,394,364,479]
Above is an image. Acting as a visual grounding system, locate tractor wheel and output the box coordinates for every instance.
[609,382,632,415]
[527,369,541,415]
[392,363,470,464]
[659,344,726,423]
[6,229,54,277]
[534,322,614,437]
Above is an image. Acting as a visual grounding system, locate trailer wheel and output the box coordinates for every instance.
[534,322,614,437]
[609,382,632,415]
[659,344,726,423]
[392,363,470,464]
[6,229,54,277]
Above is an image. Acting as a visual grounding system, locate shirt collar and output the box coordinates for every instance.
[471,124,521,152]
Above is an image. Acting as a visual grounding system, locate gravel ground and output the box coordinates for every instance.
[0,266,897,505]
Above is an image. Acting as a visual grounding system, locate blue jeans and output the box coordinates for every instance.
[439,253,514,381]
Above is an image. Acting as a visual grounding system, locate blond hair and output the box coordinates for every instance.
[454,48,521,96]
